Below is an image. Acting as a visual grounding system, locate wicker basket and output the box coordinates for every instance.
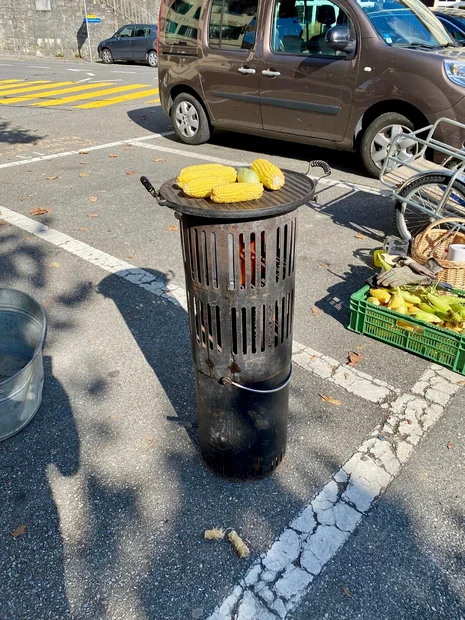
[411,217,465,288]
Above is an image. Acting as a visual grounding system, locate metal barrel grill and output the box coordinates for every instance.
[141,161,330,480]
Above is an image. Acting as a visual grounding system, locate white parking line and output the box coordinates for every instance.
[0,201,461,619]
[31,66,51,69]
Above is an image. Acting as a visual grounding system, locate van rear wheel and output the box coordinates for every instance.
[171,93,211,145]
[360,112,416,178]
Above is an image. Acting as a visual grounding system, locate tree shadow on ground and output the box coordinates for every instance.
[0,121,45,145]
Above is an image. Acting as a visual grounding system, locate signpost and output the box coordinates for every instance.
[82,0,93,62]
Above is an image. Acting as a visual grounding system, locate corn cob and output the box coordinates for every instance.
[367,296,381,306]
[210,183,264,204]
[183,176,232,198]
[369,288,391,304]
[177,165,237,186]
[250,159,285,190]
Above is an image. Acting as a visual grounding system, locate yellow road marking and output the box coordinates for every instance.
[0,81,71,96]
[145,98,161,104]
[0,79,24,84]
[30,84,151,107]
[0,80,51,93]
[0,82,115,105]
[75,88,160,109]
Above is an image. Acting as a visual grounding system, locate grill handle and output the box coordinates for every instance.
[140,175,167,206]
[308,160,331,178]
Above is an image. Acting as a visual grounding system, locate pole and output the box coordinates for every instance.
[83,0,93,63]
[113,0,118,31]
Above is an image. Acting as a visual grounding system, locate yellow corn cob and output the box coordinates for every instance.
[177,165,236,186]
[369,288,391,304]
[210,183,264,204]
[183,176,233,198]
[250,159,285,190]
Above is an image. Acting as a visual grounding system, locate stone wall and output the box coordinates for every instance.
[0,0,160,59]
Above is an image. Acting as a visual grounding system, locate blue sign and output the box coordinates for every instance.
[87,17,100,23]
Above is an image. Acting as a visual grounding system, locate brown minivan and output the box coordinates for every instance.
[157,0,465,177]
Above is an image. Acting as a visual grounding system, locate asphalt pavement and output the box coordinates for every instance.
[0,58,464,620]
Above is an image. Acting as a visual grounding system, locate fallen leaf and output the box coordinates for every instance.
[168,225,179,231]
[80,161,87,165]
[127,255,133,259]
[49,262,60,268]
[153,158,166,162]
[407,419,413,425]
[79,150,88,155]
[341,586,352,598]
[79,227,88,231]
[88,196,98,202]
[319,262,330,268]
[125,170,136,175]
[11,524,27,538]
[311,306,319,316]
[347,351,364,367]
[29,207,51,216]
[355,233,366,239]
[319,394,341,406]
[109,153,118,158]
[87,213,98,218]
[447,441,452,449]
[46,176,59,181]
[19,197,25,202]
[344,372,350,380]
[458,380,465,385]
[78,172,89,178]
[0,221,8,226]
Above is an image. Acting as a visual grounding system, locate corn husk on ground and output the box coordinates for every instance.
[368,285,465,333]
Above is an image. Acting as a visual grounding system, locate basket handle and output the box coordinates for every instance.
[415,217,465,247]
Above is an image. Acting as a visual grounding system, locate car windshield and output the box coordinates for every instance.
[357,0,453,48]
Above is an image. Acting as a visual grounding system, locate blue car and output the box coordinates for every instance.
[98,24,158,67]
[433,8,465,45]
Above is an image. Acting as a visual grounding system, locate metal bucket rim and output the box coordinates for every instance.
[0,288,47,388]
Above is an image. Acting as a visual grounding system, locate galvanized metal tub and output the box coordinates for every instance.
[0,289,46,440]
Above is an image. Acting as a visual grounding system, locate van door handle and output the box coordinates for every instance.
[262,69,281,77]
[238,66,256,74]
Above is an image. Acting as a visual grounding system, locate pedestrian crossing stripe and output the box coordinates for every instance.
[0,81,72,96]
[0,79,161,109]
[31,84,153,107]
[75,88,160,108]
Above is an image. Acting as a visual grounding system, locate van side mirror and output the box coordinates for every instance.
[325,26,355,54]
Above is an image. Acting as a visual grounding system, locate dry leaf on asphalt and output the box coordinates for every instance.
[319,262,330,268]
[355,233,366,239]
[79,227,88,231]
[347,351,364,367]
[311,306,319,316]
[46,176,59,181]
[341,586,353,597]
[109,153,118,158]
[79,150,88,155]
[11,524,27,538]
[88,196,98,202]
[319,394,342,406]
[168,225,179,231]
[458,380,465,385]
[153,158,166,162]
[30,207,51,216]
[49,262,60,268]
[19,197,25,201]
[87,213,98,218]
[80,161,87,165]
[79,172,89,178]
[0,221,8,226]
[447,441,453,449]
[125,170,136,175]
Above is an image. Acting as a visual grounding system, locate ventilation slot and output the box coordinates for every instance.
[261,304,266,352]
[260,231,266,287]
[187,228,195,281]
[241,308,247,353]
[193,298,200,345]
[276,227,281,283]
[289,221,294,276]
[283,224,288,279]
[286,292,291,340]
[250,233,256,289]
[228,234,235,290]
[281,296,286,343]
[207,304,213,350]
[202,231,209,287]
[274,301,279,347]
[231,307,238,354]
[291,218,297,274]
[180,224,186,264]
[199,300,207,347]
[194,229,202,284]
[211,233,218,288]
[251,306,257,354]
[239,233,246,289]
[215,305,222,352]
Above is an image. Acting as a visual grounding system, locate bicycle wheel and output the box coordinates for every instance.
[395,173,465,241]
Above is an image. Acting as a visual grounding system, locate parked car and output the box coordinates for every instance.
[157,0,465,177]
[433,7,465,45]
[98,24,158,67]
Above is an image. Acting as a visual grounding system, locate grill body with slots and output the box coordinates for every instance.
[142,165,328,480]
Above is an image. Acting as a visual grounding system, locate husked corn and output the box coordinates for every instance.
[177,165,237,185]
[210,183,263,203]
[183,176,231,198]
[250,159,285,190]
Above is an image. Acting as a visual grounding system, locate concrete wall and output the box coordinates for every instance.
[0,0,160,60]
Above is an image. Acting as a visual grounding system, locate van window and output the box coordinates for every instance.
[271,0,351,56]
[135,26,151,37]
[208,0,259,50]
[163,0,202,46]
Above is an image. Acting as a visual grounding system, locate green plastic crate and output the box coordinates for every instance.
[348,285,465,374]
